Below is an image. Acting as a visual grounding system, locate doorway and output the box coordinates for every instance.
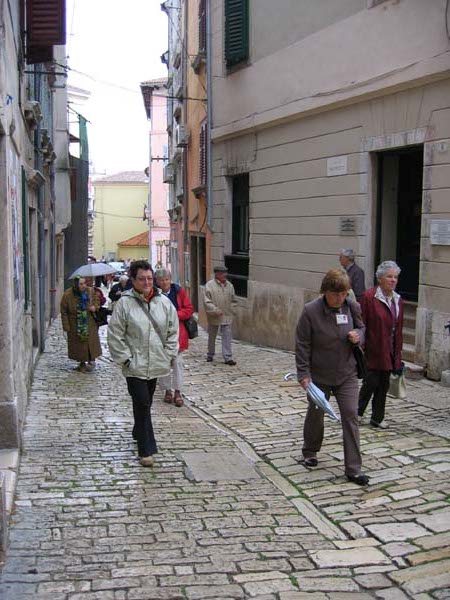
[189,235,206,312]
[375,146,423,301]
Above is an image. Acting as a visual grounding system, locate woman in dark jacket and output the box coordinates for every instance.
[296,269,369,485]
[155,269,194,407]
[358,260,403,429]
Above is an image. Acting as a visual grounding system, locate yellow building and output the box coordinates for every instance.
[92,171,149,261]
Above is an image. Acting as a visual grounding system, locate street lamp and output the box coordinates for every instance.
[155,239,163,269]
[163,239,170,267]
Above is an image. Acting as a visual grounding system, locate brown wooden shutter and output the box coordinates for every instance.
[27,0,66,46]
[199,122,207,186]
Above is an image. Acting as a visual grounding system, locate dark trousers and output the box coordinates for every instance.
[302,377,362,477]
[126,377,157,457]
[358,369,390,425]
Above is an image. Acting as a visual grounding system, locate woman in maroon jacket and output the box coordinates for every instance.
[155,269,194,407]
[358,260,403,428]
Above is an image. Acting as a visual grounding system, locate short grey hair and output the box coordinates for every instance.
[154,268,171,280]
[339,248,355,261]
[119,275,128,283]
[376,260,401,280]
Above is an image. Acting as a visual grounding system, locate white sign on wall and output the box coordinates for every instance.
[430,220,450,245]
[327,155,348,177]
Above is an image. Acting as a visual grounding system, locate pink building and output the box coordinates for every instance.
[140,79,171,270]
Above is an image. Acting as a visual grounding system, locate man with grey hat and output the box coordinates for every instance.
[204,265,238,365]
[339,249,366,301]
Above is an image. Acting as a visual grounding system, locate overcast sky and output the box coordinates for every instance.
[66,0,167,176]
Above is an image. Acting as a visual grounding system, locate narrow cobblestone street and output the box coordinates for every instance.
[1,322,450,600]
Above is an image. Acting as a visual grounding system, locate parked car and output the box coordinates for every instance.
[108,261,127,275]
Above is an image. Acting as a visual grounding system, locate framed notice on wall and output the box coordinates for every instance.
[430,220,450,245]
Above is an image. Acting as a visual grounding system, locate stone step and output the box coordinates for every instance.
[403,326,416,345]
[402,342,416,363]
[0,449,19,553]
[404,360,425,380]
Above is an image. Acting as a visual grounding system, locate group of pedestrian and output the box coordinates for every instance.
[296,251,403,486]
[60,250,403,480]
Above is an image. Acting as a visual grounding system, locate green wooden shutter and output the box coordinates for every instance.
[225,0,249,68]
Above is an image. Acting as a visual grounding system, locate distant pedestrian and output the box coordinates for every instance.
[296,269,369,486]
[358,260,404,429]
[204,265,238,365]
[60,276,102,373]
[339,249,366,301]
[155,269,194,407]
[109,275,131,311]
[107,260,178,467]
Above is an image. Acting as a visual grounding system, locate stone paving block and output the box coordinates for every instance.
[416,531,450,549]
[185,585,245,599]
[354,573,392,589]
[233,570,288,583]
[311,547,391,568]
[293,576,360,592]
[374,589,410,599]
[366,523,430,542]
[388,559,450,594]
[243,577,298,597]
[416,509,450,533]
[405,546,450,565]
[382,542,420,556]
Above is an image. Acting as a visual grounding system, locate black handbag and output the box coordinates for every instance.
[184,316,198,339]
[353,344,368,380]
[93,306,109,327]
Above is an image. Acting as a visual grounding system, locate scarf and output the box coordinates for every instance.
[73,277,89,341]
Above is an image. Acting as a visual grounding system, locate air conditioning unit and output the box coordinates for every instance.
[175,124,189,147]
[163,163,175,183]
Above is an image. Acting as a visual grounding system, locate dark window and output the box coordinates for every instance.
[199,121,207,186]
[225,173,249,297]
[199,0,206,54]
[232,173,249,255]
[224,0,249,68]
[21,167,30,310]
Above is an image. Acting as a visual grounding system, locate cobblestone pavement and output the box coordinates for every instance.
[1,322,449,600]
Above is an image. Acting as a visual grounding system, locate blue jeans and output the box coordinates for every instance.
[126,377,157,457]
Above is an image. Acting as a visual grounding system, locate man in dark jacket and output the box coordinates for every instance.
[109,275,132,305]
[339,249,366,301]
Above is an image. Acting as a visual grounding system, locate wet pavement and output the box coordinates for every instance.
[0,321,449,599]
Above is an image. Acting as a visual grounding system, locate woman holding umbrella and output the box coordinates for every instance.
[295,269,369,486]
[60,276,102,372]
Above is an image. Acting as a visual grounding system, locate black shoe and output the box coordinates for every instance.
[370,420,389,429]
[303,457,318,467]
[224,360,236,366]
[347,473,370,486]
[206,357,213,362]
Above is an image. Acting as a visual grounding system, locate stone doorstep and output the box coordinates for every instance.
[403,361,424,380]
[0,449,19,551]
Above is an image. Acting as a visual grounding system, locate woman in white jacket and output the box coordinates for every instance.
[107,260,179,467]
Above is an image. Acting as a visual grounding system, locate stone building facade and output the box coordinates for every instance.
[209,0,450,379]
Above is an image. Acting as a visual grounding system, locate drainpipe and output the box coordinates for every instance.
[206,0,213,232]
[34,67,46,352]
[183,0,189,285]
[49,161,57,320]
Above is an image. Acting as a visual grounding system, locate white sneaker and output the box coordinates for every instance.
[139,456,154,467]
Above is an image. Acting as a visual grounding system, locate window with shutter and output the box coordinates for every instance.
[27,0,66,46]
[224,0,249,68]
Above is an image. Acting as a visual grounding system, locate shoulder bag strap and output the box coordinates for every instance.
[131,296,165,347]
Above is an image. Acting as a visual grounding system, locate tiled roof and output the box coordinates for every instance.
[118,231,149,247]
[95,171,149,184]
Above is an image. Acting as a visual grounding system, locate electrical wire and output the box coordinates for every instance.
[93,210,146,220]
